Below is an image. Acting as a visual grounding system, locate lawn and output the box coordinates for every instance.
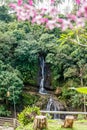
[16,119,87,130]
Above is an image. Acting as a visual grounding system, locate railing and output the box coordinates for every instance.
[41,110,87,115]
[0,117,19,128]
[0,111,87,128]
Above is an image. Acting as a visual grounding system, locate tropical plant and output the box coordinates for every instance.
[18,106,40,125]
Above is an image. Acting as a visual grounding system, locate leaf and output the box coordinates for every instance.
[75,87,87,94]
[71,87,87,94]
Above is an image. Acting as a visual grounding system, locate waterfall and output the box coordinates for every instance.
[39,56,47,94]
[54,107,58,119]
[46,97,53,111]
[46,96,61,119]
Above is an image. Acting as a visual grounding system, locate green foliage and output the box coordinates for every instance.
[0,6,12,22]
[0,60,23,105]
[18,106,40,125]
[14,40,38,84]
[0,71,23,104]
[58,27,87,46]
[60,87,83,108]
[77,114,85,120]
[64,67,77,78]
[0,5,87,112]
[22,93,39,106]
[0,105,11,117]
[70,93,83,108]
[13,29,26,41]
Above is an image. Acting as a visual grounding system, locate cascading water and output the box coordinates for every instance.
[46,96,59,119]
[46,96,65,119]
[46,97,53,111]
[39,56,47,94]
[54,107,59,119]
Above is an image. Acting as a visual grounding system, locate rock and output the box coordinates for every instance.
[55,87,62,96]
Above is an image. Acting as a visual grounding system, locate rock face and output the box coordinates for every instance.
[38,55,52,91]
[44,63,52,90]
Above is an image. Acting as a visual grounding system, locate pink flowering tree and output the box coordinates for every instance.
[9,0,87,46]
[9,0,87,29]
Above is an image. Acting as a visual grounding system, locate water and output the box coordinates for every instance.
[39,56,47,94]
[46,97,53,111]
[46,96,60,119]
[54,107,58,119]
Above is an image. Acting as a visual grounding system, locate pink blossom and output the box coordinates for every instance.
[69,23,73,29]
[77,10,83,17]
[17,0,23,6]
[57,18,63,23]
[40,8,47,15]
[68,14,77,21]
[79,7,85,14]
[17,11,27,21]
[75,0,81,5]
[61,20,71,31]
[76,17,85,28]
[51,0,55,4]
[84,13,87,18]
[41,18,48,23]
[46,24,55,30]
[24,4,31,9]
[84,4,87,13]
[28,0,33,6]
[32,15,43,25]
[50,8,58,17]
[61,24,68,31]
[46,20,56,30]
[32,17,36,23]
[10,0,87,31]
[9,3,17,9]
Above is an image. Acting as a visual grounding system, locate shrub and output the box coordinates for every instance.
[60,87,83,109]
[18,106,40,125]
[0,105,11,117]
[22,93,39,106]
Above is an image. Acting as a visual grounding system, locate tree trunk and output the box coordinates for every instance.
[62,115,74,128]
[33,115,47,130]
[80,73,86,112]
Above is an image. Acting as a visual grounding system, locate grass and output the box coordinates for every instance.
[16,119,87,130]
